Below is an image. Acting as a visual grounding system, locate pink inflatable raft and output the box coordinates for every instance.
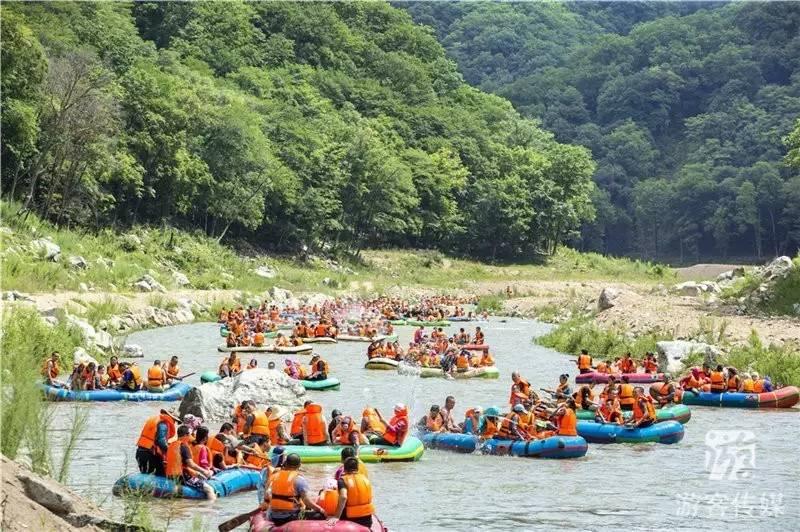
[250,513,386,532]
[575,371,664,384]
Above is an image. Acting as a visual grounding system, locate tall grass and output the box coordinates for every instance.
[536,315,672,359]
[725,332,800,387]
[56,405,89,483]
[0,306,84,473]
[475,293,505,314]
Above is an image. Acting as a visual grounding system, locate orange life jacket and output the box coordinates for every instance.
[209,434,237,466]
[710,371,725,392]
[233,405,247,434]
[313,359,329,375]
[136,414,176,455]
[425,413,443,432]
[290,408,306,437]
[727,376,740,392]
[655,382,674,404]
[247,411,270,438]
[619,358,635,373]
[304,404,327,444]
[643,359,658,373]
[125,365,143,389]
[577,354,592,370]
[318,488,339,516]
[482,418,498,438]
[191,442,210,469]
[361,409,386,434]
[496,412,521,439]
[166,364,180,379]
[632,396,657,422]
[595,362,609,374]
[269,470,300,512]
[619,383,635,405]
[557,408,577,436]
[107,364,122,382]
[342,473,374,518]
[315,324,328,337]
[382,412,408,445]
[245,448,271,469]
[147,366,165,388]
[509,378,531,405]
[41,359,59,379]
[753,379,764,393]
[268,418,287,445]
[456,355,469,369]
[598,398,621,422]
[335,426,365,445]
[253,333,265,347]
[165,435,192,477]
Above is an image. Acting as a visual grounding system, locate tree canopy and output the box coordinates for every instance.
[404,1,800,260]
[0,1,595,260]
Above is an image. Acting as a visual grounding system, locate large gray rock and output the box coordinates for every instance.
[597,287,620,311]
[68,255,87,269]
[179,368,305,422]
[30,238,60,261]
[172,271,191,286]
[303,292,334,308]
[269,286,294,303]
[123,344,144,358]
[672,281,702,296]
[656,340,722,374]
[253,265,277,279]
[73,347,98,367]
[762,255,794,280]
[92,330,114,351]
[64,314,96,343]
[133,280,152,292]
[134,274,165,293]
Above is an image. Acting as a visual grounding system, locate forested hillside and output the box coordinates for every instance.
[404,1,800,261]
[0,1,596,261]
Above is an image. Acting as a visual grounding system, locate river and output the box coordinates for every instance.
[50,318,799,531]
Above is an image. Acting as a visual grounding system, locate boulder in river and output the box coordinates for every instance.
[656,340,722,374]
[178,368,305,422]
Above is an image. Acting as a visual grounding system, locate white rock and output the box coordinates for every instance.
[304,292,334,307]
[178,369,305,421]
[793,303,800,316]
[698,281,721,294]
[716,270,733,282]
[30,238,60,261]
[269,286,294,303]
[73,347,98,367]
[123,344,144,358]
[172,271,190,286]
[597,287,620,311]
[656,340,722,375]
[133,280,152,292]
[68,255,88,269]
[64,314,96,343]
[92,330,114,351]
[762,256,794,280]
[253,265,277,279]
[672,281,702,296]
[78,283,89,293]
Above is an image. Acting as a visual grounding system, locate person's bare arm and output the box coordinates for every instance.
[301,490,326,515]
[334,487,347,519]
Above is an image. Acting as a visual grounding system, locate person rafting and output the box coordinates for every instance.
[509,372,531,406]
[474,326,485,344]
[630,387,656,428]
[302,403,330,446]
[643,352,658,374]
[618,376,635,411]
[418,405,446,433]
[265,454,327,525]
[136,409,180,476]
[107,356,122,384]
[165,356,180,383]
[334,447,368,480]
[652,375,676,405]
[553,374,572,402]
[41,351,64,387]
[462,407,482,434]
[165,424,217,500]
[596,390,623,424]
[373,404,409,446]
[679,367,704,394]
[495,404,529,441]
[726,368,741,393]
[306,355,329,381]
[209,422,239,467]
[119,362,143,391]
[576,349,593,374]
[618,353,636,374]
[360,407,387,443]
[146,360,167,391]
[331,416,367,446]
[440,396,459,432]
[553,399,578,436]
[334,457,375,527]
[709,364,726,393]
[752,372,773,392]
[219,353,242,378]
[242,401,271,443]
[573,385,597,411]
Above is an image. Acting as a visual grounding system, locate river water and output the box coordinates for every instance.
[50,318,799,531]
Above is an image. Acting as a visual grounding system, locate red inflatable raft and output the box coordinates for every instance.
[575,371,664,384]
[461,343,489,351]
[250,513,386,532]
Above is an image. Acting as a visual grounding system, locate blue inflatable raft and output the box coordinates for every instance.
[420,432,587,458]
[112,467,262,499]
[42,382,192,402]
[576,420,684,444]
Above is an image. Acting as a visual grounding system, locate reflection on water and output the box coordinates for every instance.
[50,318,800,530]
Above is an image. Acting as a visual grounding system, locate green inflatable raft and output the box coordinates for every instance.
[200,371,221,384]
[405,319,451,327]
[275,437,424,463]
[299,377,341,391]
[418,366,500,379]
[576,403,691,424]
[389,320,407,326]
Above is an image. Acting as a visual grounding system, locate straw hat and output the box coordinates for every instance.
[267,405,286,421]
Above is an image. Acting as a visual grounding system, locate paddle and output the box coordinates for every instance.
[173,372,196,381]
[218,508,262,532]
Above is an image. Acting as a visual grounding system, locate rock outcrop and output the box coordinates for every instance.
[30,238,61,261]
[172,271,191,287]
[656,340,722,374]
[597,287,620,311]
[253,265,277,278]
[178,368,305,422]
[132,274,165,293]
[1,454,132,531]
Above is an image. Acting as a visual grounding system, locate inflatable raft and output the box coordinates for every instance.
[419,366,499,379]
[460,343,489,351]
[251,512,387,532]
[678,386,799,408]
[389,319,407,326]
[299,337,337,344]
[42,382,191,402]
[448,316,473,322]
[275,437,424,463]
[575,371,664,384]
[405,319,451,327]
[421,432,587,458]
[217,344,313,355]
[200,371,221,384]
[299,377,341,391]
[576,404,691,424]
[112,466,261,499]
[364,358,400,370]
[576,420,684,444]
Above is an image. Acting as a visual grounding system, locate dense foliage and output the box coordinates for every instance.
[0,1,596,260]
[404,1,800,261]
